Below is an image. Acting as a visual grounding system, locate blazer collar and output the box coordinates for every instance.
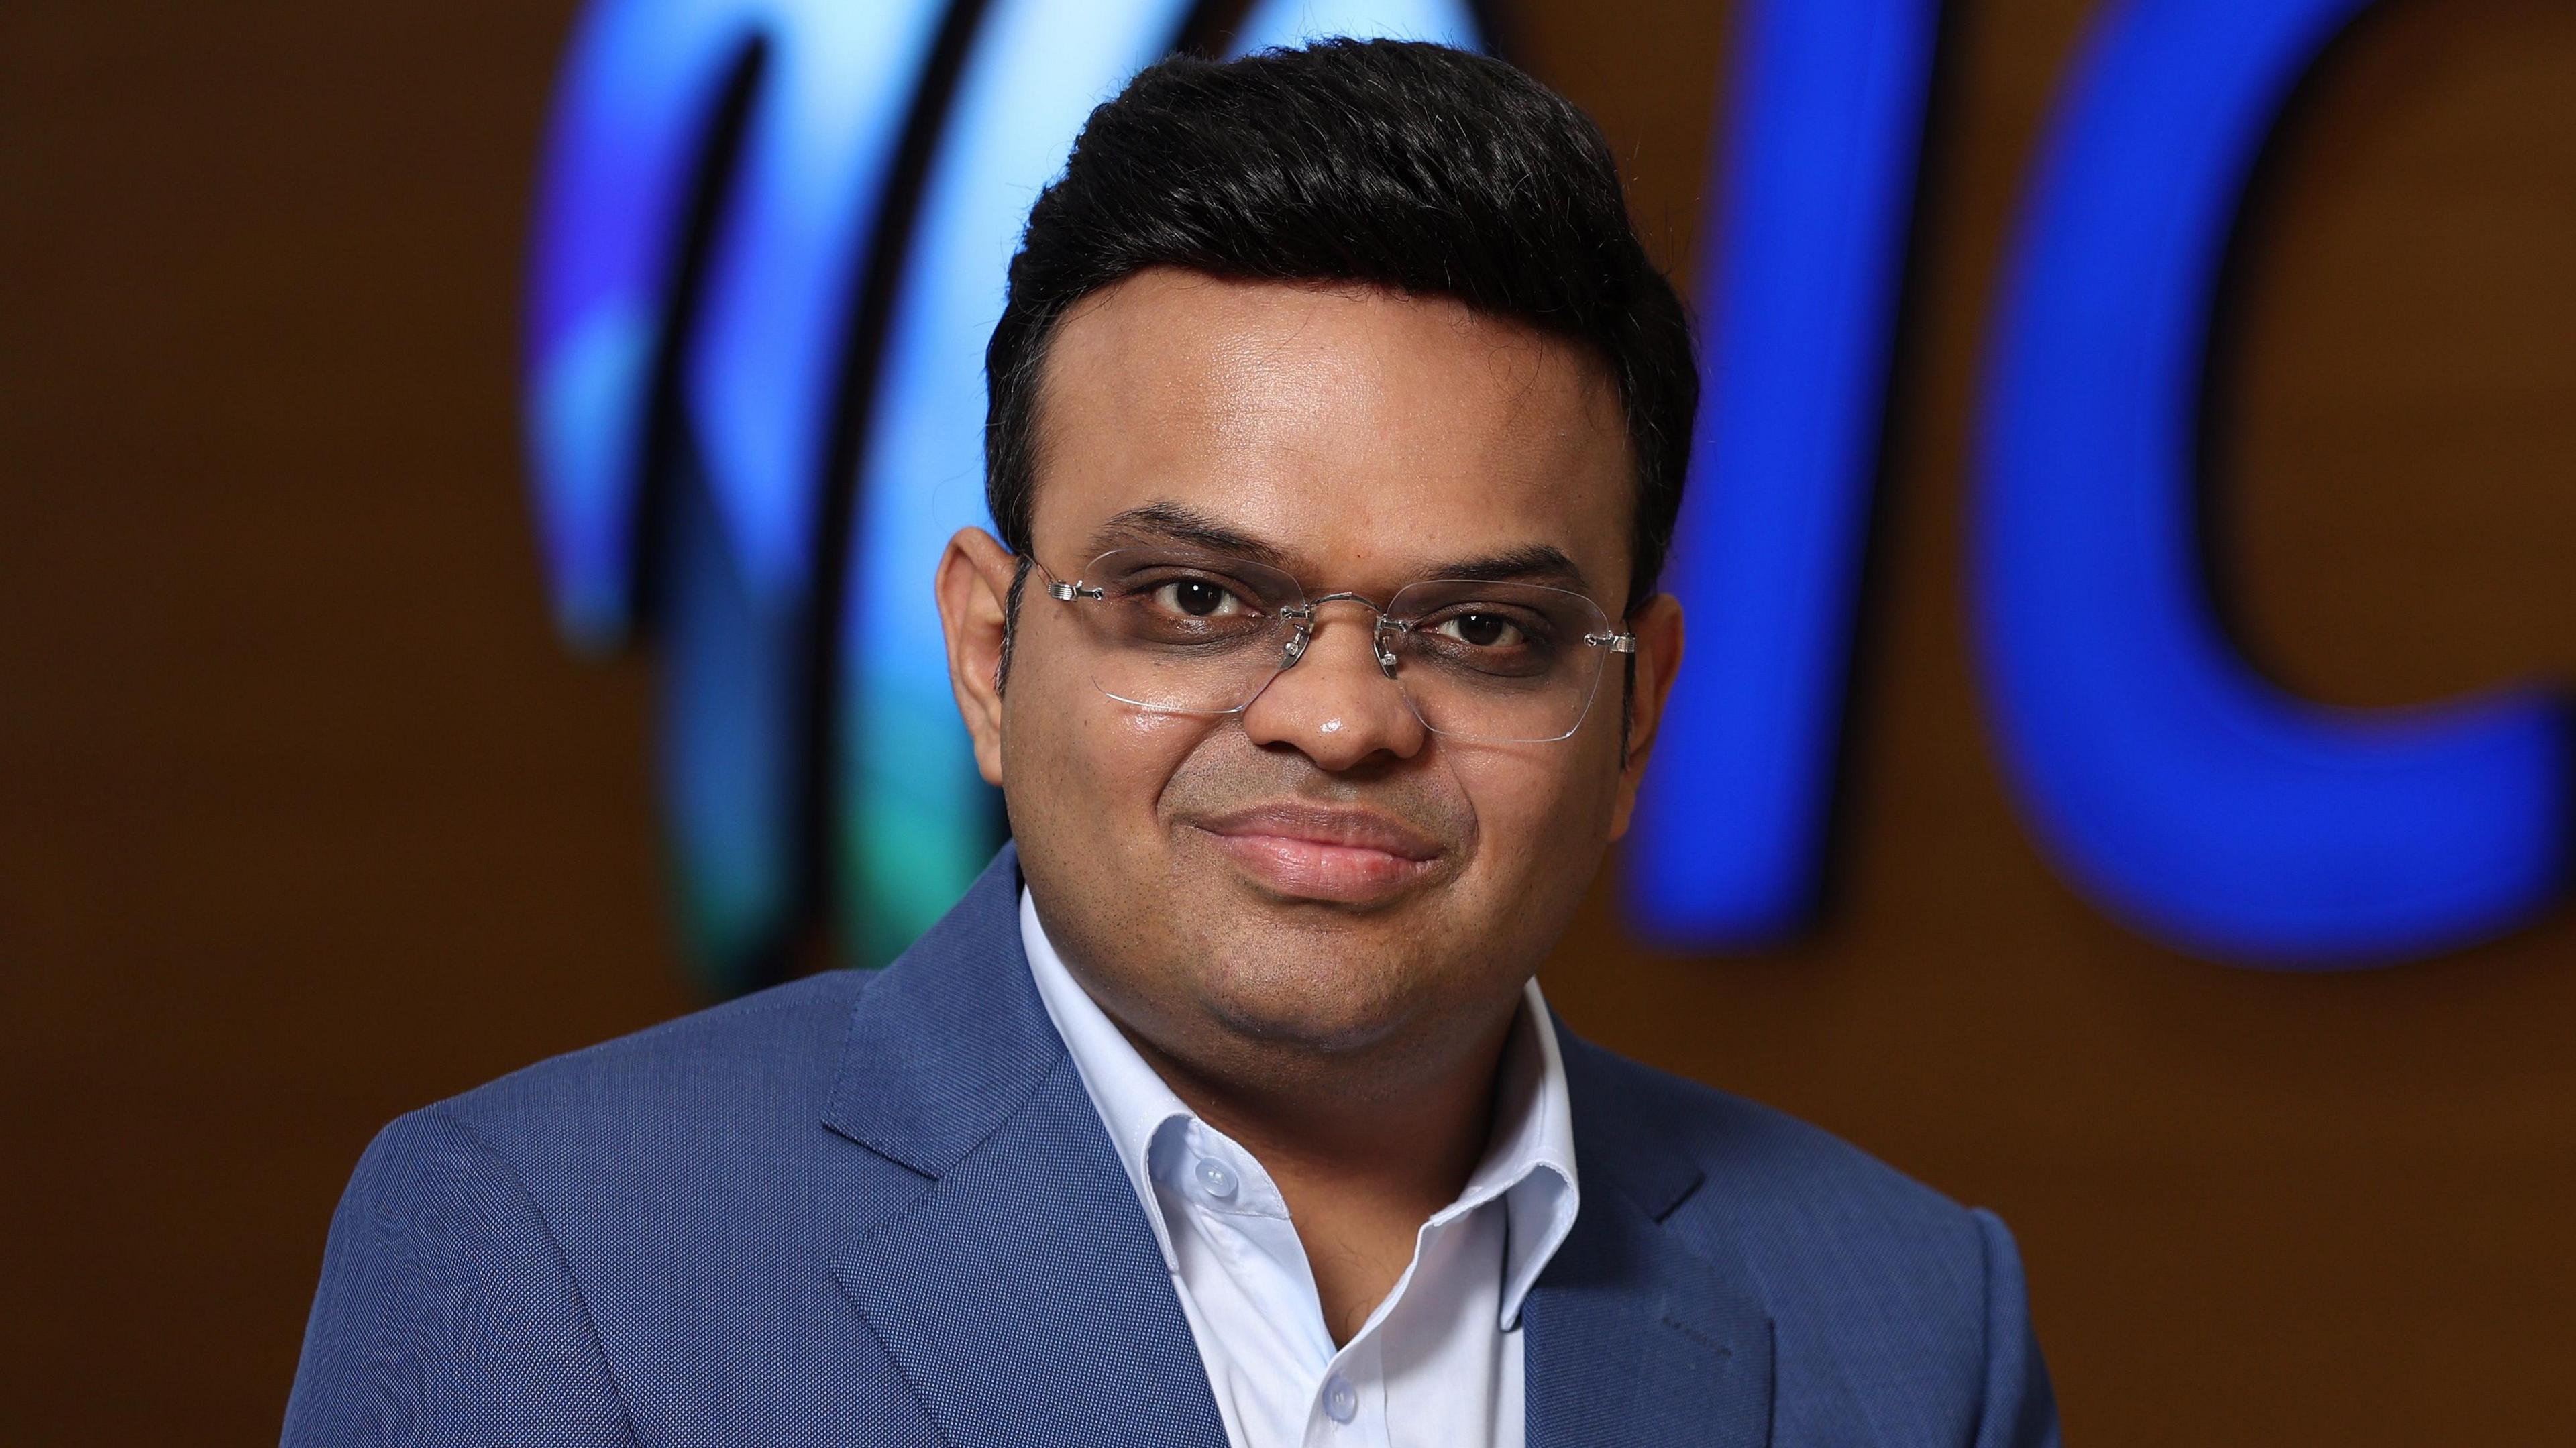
[820,842,1063,1176]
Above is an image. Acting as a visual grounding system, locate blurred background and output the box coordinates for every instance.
[4,1,2571,1443]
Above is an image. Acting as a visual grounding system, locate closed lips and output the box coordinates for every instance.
[1190,805,1447,903]
[1193,805,1443,860]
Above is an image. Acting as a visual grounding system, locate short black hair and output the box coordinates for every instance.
[983,38,1696,614]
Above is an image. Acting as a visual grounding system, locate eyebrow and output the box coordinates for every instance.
[1420,543,1592,596]
[1083,500,1593,596]
[1086,501,1290,565]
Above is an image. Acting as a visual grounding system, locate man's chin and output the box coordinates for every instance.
[1185,956,1428,1058]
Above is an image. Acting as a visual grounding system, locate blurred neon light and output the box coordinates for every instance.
[1629,0,1945,947]
[527,0,951,646]
[525,0,950,985]
[1230,0,1477,50]
[1977,0,2571,965]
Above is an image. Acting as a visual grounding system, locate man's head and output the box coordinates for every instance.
[986,39,1697,621]
[936,40,1692,1101]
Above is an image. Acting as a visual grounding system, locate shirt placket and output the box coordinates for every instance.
[1305,1328,1390,1448]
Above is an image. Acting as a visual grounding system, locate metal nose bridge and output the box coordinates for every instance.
[1277,592,1403,678]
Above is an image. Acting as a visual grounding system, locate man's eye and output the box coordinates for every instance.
[1151,578,1242,618]
[1434,612,1524,648]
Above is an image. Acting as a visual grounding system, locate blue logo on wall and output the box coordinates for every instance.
[527,0,2569,989]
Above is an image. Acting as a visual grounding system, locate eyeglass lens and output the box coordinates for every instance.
[1055,548,1617,743]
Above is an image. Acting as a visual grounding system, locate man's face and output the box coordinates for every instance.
[939,268,1682,1088]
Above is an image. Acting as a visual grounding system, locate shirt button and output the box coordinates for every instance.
[1322,1374,1358,1424]
[1192,1156,1238,1201]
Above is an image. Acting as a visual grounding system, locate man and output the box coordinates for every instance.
[287,40,2057,1447]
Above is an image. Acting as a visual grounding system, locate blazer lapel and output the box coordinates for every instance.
[818,846,1230,1448]
[830,1060,1230,1448]
[1523,1029,1775,1448]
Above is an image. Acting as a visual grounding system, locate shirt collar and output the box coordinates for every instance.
[1019,886,1580,1329]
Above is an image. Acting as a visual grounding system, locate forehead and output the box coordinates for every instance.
[1026,269,1634,597]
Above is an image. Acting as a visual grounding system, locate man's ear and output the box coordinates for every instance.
[935,526,1020,786]
[1608,592,1684,841]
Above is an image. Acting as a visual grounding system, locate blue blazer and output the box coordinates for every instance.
[285,846,2059,1446]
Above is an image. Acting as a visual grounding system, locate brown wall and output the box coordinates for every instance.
[4,2,2570,1443]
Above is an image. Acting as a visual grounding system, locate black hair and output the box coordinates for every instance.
[983,38,1696,617]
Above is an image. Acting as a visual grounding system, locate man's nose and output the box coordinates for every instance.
[1240,605,1427,769]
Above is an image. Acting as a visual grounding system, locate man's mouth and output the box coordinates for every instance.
[1187,803,1446,904]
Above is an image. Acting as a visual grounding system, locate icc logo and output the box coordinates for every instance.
[524,0,2569,991]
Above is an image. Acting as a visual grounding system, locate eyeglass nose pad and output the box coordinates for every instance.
[1371,617,1402,679]
[1280,624,1312,671]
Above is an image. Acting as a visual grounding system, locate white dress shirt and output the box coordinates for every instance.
[1020,889,1580,1448]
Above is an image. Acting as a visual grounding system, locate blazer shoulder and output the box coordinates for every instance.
[1566,1041,2050,1432]
[1566,1036,1994,1290]
[299,970,924,1441]
[1566,1037,2032,1431]
[425,968,875,1174]
[1573,1038,1968,1223]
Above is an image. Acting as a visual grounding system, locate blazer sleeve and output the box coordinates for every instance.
[1968,1207,2062,1448]
[281,1105,639,1447]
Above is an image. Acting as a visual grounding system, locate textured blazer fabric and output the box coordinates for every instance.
[284,844,2062,1446]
